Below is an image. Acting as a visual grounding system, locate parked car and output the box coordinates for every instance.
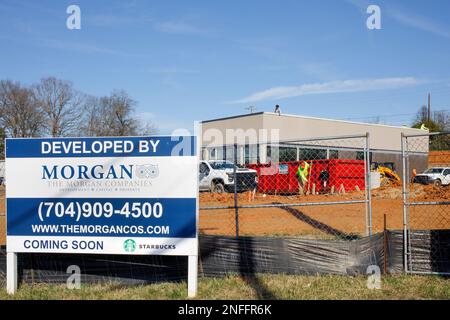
[413,167,450,187]
[199,160,258,193]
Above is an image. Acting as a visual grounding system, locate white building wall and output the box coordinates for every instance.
[201,112,427,152]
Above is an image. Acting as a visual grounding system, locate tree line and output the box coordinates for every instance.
[412,105,449,132]
[412,106,450,150]
[0,77,156,140]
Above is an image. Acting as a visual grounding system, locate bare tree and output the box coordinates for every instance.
[79,90,157,136]
[411,105,450,150]
[413,105,429,125]
[77,95,102,137]
[412,105,449,132]
[434,110,449,131]
[105,90,139,136]
[1,78,157,138]
[33,77,83,137]
[0,80,44,137]
[139,119,158,136]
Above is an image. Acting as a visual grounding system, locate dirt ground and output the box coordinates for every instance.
[0,184,448,245]
[198,184,449,238]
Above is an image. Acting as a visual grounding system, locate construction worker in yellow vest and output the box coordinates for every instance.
[297,161,309,195]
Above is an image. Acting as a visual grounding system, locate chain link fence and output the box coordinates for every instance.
[199,134,373,240]
[0,212,4,247]
[402,132,450,274]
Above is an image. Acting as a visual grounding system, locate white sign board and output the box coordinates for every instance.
[5,136,198,295]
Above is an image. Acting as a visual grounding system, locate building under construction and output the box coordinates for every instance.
[200,112,428,175]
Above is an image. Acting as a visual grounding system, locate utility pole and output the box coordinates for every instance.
[427,93,431,122]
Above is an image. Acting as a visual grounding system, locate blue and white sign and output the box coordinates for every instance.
[5,136,198,256]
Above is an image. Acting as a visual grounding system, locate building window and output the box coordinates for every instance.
[267,146,296,162]
[328,150,338,159]
[298,148,327,161]
[216,147,224,161]
[225,145,234,162]
[355,151,372,162]
[209,148,216,160]
[201,148,208,160]
[356,151,364,161]
[267,145,277,162]
[279,147,297,162]
[245,144,259,164]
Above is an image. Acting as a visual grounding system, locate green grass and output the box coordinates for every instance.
[1,274,450,300]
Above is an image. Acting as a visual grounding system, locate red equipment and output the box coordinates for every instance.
[247,159,365,194]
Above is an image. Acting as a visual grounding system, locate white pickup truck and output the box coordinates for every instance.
[199,160,258,193]
[413,167,450,187]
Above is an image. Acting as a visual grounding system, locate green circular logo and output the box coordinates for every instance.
[123,239,136,253]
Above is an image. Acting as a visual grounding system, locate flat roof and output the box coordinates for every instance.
[201,112,266,124]
[201,111,425,132]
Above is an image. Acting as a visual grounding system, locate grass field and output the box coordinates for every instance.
[1,274,449,300]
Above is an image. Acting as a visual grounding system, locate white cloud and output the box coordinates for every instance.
[389,11,450,39]
[231,77,420,104]
[86,14,152,27]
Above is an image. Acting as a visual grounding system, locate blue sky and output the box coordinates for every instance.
[1,0,450,133]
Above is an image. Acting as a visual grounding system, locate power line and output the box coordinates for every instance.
[342,109,450,122]
[342,109,450,121]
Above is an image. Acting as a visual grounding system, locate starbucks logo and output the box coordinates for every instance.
[123,239,136,253]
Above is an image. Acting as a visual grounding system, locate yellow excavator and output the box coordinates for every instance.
[372,162,401,186]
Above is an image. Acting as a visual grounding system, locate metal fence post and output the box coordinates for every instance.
[233,143,239,238]
[364,138,369,236]
[401,133,407,273]
[401,131,450,275]
[365,132,373,237]
[401,133,412,274]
